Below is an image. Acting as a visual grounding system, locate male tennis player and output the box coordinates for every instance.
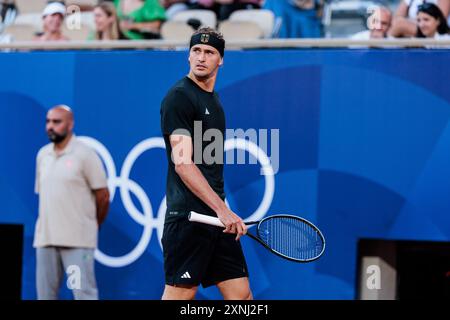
[160,27,252,300]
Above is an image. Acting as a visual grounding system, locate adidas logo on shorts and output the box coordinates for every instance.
[181,271,191,279]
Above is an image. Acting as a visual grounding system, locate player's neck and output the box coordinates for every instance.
[188,72,216,93]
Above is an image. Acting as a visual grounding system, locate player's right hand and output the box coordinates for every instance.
[216,208,247,241]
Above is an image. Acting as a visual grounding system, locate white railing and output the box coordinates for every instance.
[0,38,450,50]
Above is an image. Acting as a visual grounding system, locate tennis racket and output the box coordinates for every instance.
[188,211,326,263]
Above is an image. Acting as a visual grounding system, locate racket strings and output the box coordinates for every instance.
[258,217,324,261]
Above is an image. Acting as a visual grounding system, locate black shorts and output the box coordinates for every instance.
[162,216,249,288]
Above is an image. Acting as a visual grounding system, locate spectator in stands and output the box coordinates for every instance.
[160,0,189,19]
[114,0,166,39]
[216,0,263,21]
[416,2,449,40]
[0,0,16,44]
[264,0,323,38]
[187,0,216,11]
[389,0,449,37]
[351,6,392,39]
[89,1,126,40]
[34,1,70,41]
[1,0,16,26]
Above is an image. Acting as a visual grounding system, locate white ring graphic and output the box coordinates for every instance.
[94,178,153,267]
[225,138,275,224]
[79,136,275,268]
[120,138,165,225]
[77,136,117,198]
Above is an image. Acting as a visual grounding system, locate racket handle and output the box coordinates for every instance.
[189,211,224,227]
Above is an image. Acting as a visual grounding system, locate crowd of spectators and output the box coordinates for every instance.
[0,0,448,44]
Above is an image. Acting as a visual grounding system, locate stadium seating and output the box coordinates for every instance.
[15,0,47,14]
[228,9,275,38]
[161,21,194,41]
[4,23,36,40]
[172,9,217,29]
[219,20,263,40]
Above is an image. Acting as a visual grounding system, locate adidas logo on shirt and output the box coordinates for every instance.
[205,108,210,115]
[181,271,191,279]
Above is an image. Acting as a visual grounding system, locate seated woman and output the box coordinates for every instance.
[34,2,70,41]
[416,2,449,45]
[389,0,449,37]
[160,0,189,20]
[89,2,126,40]
[114,0,166,39]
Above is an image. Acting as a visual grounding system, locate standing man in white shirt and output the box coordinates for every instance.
[34,105,109,300]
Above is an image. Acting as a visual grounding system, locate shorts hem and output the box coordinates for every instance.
[165,278,201,287]
[201,274,249,289]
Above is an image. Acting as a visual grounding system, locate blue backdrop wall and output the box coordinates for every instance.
[0,49,449,299]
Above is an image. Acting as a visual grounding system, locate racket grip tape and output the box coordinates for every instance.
[188,211,224,227]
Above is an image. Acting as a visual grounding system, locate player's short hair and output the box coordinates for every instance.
[190,28,225,57]
[192,27,224,42]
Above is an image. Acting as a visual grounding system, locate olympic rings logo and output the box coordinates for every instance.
[79,136,275,268]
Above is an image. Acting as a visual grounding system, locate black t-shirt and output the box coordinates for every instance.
[160,76,226,222]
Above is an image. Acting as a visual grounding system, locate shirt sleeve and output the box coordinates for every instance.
[142,0,166,21]
[83,149,108,190]
[34,154,40,194]
[161,88,196,137]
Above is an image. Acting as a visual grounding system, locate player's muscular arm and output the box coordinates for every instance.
[170,134,247,240]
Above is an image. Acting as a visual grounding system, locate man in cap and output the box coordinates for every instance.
[160,27,252,300]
